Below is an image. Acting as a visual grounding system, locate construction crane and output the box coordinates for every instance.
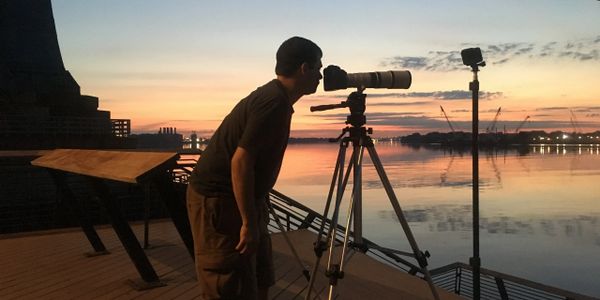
[486,107,502,133]
[569,109,581,134]
[440,105,455,132]
[514,115,530,133]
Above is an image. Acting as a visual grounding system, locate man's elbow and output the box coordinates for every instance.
[232,146,256,169]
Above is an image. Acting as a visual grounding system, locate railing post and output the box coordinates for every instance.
[299,213,316,229]
[455,265,462,295]
[495,277,509,300]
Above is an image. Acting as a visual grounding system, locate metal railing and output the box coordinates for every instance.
[267,190,598,300]
[267,189,422,274]
[429,262,597,300]
[171,155,598,300]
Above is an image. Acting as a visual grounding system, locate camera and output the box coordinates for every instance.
[461,48,484,67]
[323,65,411,91]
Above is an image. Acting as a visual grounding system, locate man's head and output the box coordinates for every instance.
[276,37,322,96]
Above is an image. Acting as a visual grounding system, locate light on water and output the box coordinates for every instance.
[274,143,600,296]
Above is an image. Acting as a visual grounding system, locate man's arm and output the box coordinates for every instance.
[231,146,258,255]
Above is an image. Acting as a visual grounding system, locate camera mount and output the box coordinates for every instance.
[310,88,373,143]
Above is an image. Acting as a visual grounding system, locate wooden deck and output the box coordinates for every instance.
[0,220,462,299]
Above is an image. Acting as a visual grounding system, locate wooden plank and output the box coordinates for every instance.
[171,283,203,300]
[0,232,118,293]
[0,222,465,300]
[270,229,464,300]
[70,227,181,299]
[130,272,198,300]
[102,244,194,299]
[18,249,132,299]
[3,230,126,299]
[31,149,177,184]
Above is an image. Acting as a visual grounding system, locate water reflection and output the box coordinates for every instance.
[377,205,600,244]
[532,144,600,155]
[402,143,600,157]
[277,143,600,296]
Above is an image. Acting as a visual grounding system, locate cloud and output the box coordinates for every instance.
[167,119,197,122]
[314,90,503,101]
[382,36,600,72]
[88,71,204,80]
[481,108,521,113]
[367,101,431,106]
[310,112,600,133]
[316,111,425,120]
[535,107,569,111]
[364,93,432,98]
[535,106,600,113]
[383,53,464,72]
[483,108,502,113]
[559,50,599,61]
[388,56,429,69]
[366,116,456,128]
[574,106,600,112]
[428,90,503,100]
[451,109,470,113]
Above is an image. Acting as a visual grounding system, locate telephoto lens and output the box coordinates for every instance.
[324,65,411,91]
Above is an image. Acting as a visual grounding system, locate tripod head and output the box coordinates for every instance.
[310,88,367,126]
[310,88,372,142]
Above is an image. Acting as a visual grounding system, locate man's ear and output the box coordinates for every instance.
[300,62,310,75]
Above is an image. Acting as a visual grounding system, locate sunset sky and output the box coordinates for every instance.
[51,0,600,138]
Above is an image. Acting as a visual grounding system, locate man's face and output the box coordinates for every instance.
[302,59,323,95]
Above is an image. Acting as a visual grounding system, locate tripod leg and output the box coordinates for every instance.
[319,154,356,297]
[315,141,347,244]
[307,145,357,300]
[352,143,363,245]
[324,145,364,300]
[324,144,357,269]
[366,145,441,300]
[306,141,349,300]
[341,145,364,270]
[324,144,365,300]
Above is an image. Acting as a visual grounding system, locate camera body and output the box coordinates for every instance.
[323,65,411,91]
[461,48,484,66]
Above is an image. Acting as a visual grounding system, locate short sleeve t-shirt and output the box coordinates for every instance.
[189,79,293,199]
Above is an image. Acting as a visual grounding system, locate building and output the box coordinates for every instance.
[0,0,128,149]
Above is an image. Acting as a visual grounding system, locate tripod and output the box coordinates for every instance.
[304,89,440,300]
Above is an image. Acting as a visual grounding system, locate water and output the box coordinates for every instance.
[274,142,600,297]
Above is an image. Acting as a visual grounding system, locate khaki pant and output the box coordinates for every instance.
[186,186,274,300]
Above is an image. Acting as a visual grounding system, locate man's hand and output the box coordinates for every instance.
[236,223,258,255]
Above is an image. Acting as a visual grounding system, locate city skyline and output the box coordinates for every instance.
[51,0,600,137]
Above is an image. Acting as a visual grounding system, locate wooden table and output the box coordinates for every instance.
[32,149,194,289]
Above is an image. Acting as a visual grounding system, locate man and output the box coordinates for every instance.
[187,36,322,300]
